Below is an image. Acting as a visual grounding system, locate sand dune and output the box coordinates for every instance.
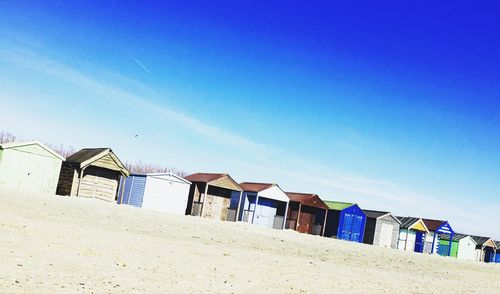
[0,191,498,293]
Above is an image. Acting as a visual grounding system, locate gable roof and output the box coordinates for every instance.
[363,210,390,219]
[397,216,429,232]
[185,173,227,183]
[439,233,476,243]
[363,210,402,224]
[0,141,65,161]
[470,236,495,247]
[285,192,329,210]
[184,172,242,191]
[422,219,446,232]
[324,201,354,211]
[66,148,109,163]
[65,148,129,176]
[397,216,419,228]
[239,182,275,193]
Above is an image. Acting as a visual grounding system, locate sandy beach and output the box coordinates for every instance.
[1,191,499,294]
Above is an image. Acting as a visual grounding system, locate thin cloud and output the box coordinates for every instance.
[128,53,151,74]
[0,47,268,155]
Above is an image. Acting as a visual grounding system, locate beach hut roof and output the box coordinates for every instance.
[66,148,109,163]
[422,218,446,231]
[185,173,227,183]
[323,201,354,211]
[470,236,495,247]
[184,172,243,191]
[439,233,475,242]
[397,216,418,228]
[363,209,402,224]
[239,182,275,193]
[0,141,65,161]
[65,148,129,176]
[396,217,429,232]
[363,210,389,219]
[285,192,329,210]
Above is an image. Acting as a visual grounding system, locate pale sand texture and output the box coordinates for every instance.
[0,191,499,293]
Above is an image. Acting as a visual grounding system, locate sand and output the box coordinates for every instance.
[0,191,499,293]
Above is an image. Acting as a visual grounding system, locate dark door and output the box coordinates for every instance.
[414,231,425,253]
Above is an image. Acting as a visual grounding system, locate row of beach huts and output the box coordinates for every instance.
[0,141,498,263]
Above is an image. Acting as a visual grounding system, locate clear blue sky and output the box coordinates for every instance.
[0,1,499,237]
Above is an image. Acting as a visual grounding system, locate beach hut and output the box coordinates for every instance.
[0,141,64,195]
[362,210,401,249]
[285,192,329,236]
[56,148,129,202]
[184,173,243,222]
[471,236,497,263]
[438,233,477,260]
[421,219,455,256]
[238,182,289,229]
[117,172,191,215]
[396,217,430,253]
[323,201,366,243]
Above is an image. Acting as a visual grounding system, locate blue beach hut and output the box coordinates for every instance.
[323,201,366,243]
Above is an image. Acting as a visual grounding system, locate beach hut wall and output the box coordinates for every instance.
[0,141,64,195]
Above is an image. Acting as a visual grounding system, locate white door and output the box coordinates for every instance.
[379,223,394,248]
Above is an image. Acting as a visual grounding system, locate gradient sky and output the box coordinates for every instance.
[0,1,499,237]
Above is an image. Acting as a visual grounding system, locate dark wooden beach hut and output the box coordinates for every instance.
[56,148,129,202]
[285,192,329,236]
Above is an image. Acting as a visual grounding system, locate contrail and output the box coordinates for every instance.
[128,53,151,74]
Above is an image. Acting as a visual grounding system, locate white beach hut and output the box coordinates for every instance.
[117,172,191,215]
[238,182,289,229]
[0,141,64,195]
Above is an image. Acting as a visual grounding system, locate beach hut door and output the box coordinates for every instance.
[414,231,425,253]
[379,223,393,248]
[341,213,353,240]
[350,216,363,242]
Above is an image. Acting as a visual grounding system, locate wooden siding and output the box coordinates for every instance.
[202,193,230,221]
[287,202,325,235]
[89,154,123,172]
[210,176,240,191]
[56,163,78,196]
[186,183,233,220]
[286,202,300,230]
[203,185,232,221]
[76,166,120,202]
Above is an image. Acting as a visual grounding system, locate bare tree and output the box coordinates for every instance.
[45,143,76,158]
[0,131,16,144]
[125,161,189,177]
